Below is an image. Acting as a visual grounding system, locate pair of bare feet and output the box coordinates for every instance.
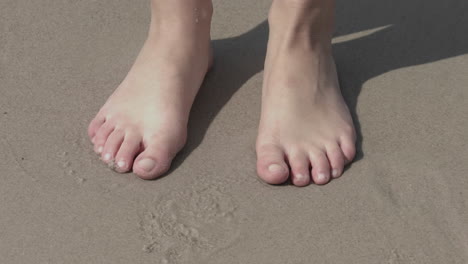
[87,0,356,186]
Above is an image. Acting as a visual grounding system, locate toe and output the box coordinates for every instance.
[310,151,331,185]
[288,151,311,187]
[88,115,105,140]
[93,122,114,154]
[256,144,289,185]
[340,136,356,164]
[114,133,142,173]
[101,129,125,165]
[326,145,345,178]
[133,144,174,180]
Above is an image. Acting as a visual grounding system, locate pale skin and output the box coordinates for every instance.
[88,0,356,186]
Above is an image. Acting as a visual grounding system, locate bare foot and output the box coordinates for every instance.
[256,0,356,186]
[88,0,213,179]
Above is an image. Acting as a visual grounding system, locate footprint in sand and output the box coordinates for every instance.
[58,151,86,184]
[139,185,241,262]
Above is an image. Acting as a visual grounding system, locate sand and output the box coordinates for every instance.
[1,0,467,263]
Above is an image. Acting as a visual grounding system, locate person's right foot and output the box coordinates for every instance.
[88,0,213,179]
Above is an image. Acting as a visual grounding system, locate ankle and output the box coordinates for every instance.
[149,0,213,36]
[268,0,335,44]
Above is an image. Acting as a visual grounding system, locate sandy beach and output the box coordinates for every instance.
[1,0,467,263]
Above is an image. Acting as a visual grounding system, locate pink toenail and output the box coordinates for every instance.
[318,173,327,182]
[117,160,126,169]
[332,169,339,178]
[97,146,103,153]
[295,173,306,182]
[103,153,111,161]
[138,158,156,172]
[268,164,284,173]
[91,137,95,144]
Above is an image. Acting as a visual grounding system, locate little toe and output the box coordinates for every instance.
[326,145,345,178]
[88,115,105,140]
[340,136,356,164]
[133,144,174,180]
[310,151,331,185]
[114,133,142,173]
[101,129,125,165]
[93,122,114,154]
[288,152,311,187]
[256,144,290,185]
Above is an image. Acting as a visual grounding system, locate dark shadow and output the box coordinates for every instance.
[168,0,468,175]
[334,0,467,168]
[168,21,269,173]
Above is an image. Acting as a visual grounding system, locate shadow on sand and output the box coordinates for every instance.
[168,0,468,177]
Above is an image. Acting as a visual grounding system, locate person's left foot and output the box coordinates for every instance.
[256,0,356,186]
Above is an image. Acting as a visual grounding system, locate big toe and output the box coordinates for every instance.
[133,145,174,180]
[256,144,289,185]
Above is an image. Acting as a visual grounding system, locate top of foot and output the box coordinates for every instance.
[88,1,213,179]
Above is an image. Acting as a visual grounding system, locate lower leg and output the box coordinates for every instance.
[88,0,213,179]
[256,0,356,186]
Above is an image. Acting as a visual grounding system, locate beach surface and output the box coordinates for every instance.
[1,0,467,263]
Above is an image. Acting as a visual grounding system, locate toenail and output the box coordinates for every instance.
[295,173,306,182]
[332,169,339,178]
[117,160,126,169]
[97,146,103,153]
[103,153,112,161]
[268,164,285,173]
[138,158,156,172]
[91,137,95,143]
[318,172,328,182]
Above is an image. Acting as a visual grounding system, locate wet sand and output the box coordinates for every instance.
[1,0,467,263]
